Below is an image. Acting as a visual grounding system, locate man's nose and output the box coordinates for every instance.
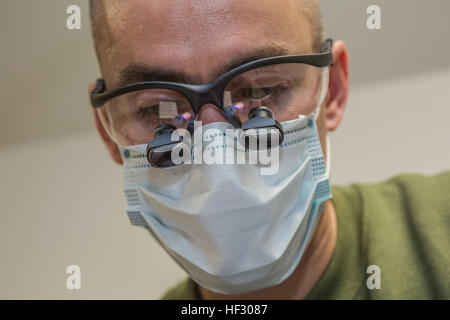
[197,104,228,125]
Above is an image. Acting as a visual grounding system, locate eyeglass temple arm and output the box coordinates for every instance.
[90,79,107,108]
[322,38,334,67]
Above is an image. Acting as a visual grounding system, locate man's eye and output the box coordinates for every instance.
[241,86,285,101]
[137,105,159,118]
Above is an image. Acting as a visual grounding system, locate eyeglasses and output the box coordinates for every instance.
[90,39,333,148]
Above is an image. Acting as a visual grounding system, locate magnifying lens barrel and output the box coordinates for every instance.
[146,124,185,168]
[240,106,284,150]
[146,106,285,167]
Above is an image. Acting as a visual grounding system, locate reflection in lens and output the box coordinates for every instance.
[173,112,193,125]
[232,102,245,111]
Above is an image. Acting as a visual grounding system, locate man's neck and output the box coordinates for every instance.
[199,199,337,300]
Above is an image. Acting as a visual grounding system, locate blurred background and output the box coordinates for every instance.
[0,0,449,299]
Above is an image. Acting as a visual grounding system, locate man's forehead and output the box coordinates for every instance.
[116,43,291,87]
[99,0,313,86]
[105,0,305,32]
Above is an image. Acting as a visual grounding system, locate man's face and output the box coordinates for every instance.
[90,1,348,296]
[93,0,342,164]
[98,0,314,91]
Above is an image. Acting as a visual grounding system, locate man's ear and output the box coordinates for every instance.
[324,40,349,132]
[89,82,123,165]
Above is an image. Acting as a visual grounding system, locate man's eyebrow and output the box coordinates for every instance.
[116,44,292,87]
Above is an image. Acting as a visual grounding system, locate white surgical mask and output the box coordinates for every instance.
[119,109,332,295]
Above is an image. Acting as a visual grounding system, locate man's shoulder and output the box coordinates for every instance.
[333,170,450,213]
[160,277,200,300]
[332,170,450,299]
[332,170,450,239]
[373,170,448,211]
[376,170,450,196]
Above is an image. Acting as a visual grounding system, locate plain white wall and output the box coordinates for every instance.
[1,67,449,299]
[330,67,450,185]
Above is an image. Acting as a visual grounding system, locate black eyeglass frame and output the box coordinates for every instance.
[90,39,333,113]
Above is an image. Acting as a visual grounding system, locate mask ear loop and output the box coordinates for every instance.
[322,67,331,178]
[312,67,330,123]
[312,67,331,178]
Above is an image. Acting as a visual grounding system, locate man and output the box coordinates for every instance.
[88,0,450,299]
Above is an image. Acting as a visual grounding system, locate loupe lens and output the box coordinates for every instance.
[239,106,284,151]
[147,142,185,168]
[146,124,187,168]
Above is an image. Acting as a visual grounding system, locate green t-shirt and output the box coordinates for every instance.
[161,171,450,299]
